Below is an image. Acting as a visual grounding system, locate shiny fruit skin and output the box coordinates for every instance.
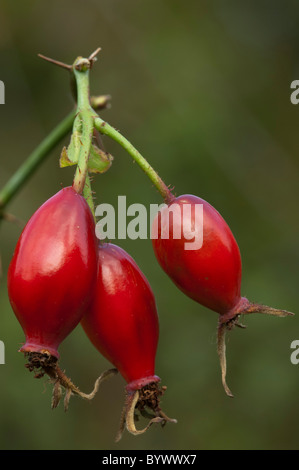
[81,243,160,389]
[8,186,98,358]
[152,194,242,318]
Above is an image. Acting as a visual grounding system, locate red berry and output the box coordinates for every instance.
[152,194,293,396]
[8,186,98,359]
[81,243,176,440]
[152,194,242,317]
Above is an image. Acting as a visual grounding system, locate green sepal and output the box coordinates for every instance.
[60,130,81,168]
[60,141,112,174]
[88,144,113,174]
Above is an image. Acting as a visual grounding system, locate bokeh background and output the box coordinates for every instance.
[0,0,298,450]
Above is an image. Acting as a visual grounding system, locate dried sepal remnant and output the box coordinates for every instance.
[24,351,118,411]
[115,382,177,442]
[52,381,63,409]
[217,302,294,398]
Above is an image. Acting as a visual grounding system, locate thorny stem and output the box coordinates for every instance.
[69,113,95,218]
[72,63,94,195]
[70,49,173,204]
[83,174,96,220]
[72,51,172,203]
[0,49,173,224]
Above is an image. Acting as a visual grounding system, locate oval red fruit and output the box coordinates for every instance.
[8,186,98,358]
[81,243,176,439]
[152,194,243,318]
[81,243,159,388]
[152,193,293,396]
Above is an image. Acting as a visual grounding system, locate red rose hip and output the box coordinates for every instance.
[81,243,176,440]
[7,186,106,408]
[8,186,98,357]
[152,194,293,396]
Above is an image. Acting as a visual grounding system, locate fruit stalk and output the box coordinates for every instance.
[93,116,173,203]
[72,59,94,195]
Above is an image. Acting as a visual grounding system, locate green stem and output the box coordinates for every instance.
[93,116,173,203]
[0,110,75,211]
[72,62,94,195]
[83,174,95,221]
[0,49,172,219]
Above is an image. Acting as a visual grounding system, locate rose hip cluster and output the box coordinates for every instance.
[6,49,294,441]
[7,184,293,440]
[7,185,176,440]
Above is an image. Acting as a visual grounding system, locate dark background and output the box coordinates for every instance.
[0,0,298,450]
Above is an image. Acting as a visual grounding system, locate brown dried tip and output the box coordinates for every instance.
[38,54,72,71]
[217,322,234,398]
[115,382,177,442]
[88,47,102,64]
[38,47,101,72]
[217,301,294,398]
[24,352,118,410]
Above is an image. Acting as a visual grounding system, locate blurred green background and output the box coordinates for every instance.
[0,0,298,450]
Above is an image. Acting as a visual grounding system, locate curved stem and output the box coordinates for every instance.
[0,110,75,211]
[93,116,173,203]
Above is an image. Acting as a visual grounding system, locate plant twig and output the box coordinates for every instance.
[0,110,75,211]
